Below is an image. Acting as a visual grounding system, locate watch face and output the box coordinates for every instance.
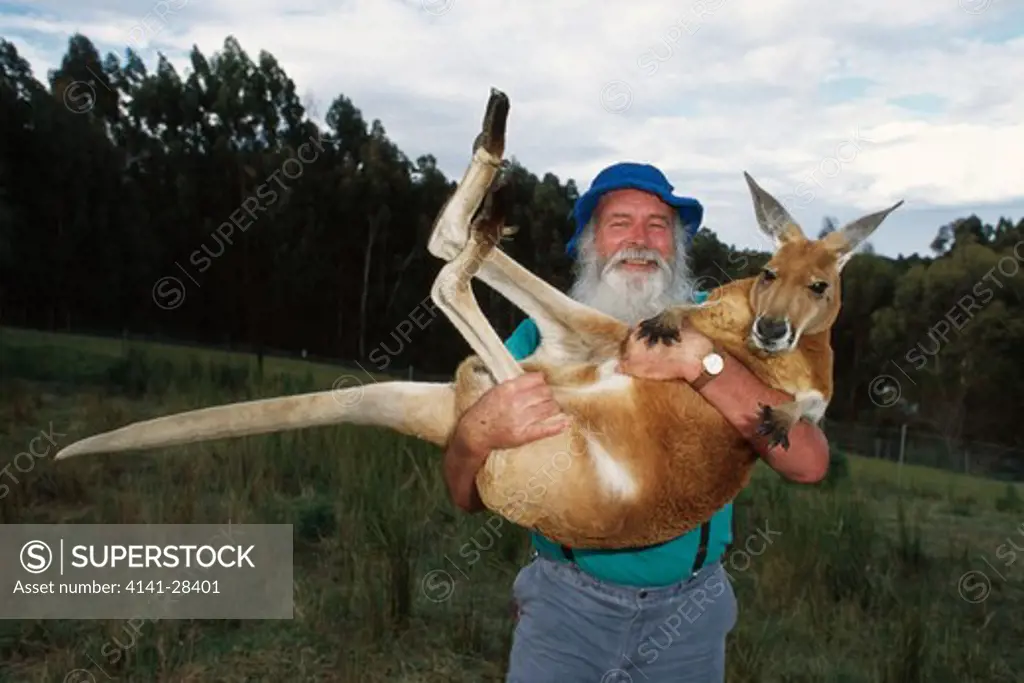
[704,353,724,375]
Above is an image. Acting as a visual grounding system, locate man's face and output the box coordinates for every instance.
[592,189,676,269]
[569,188,693,325]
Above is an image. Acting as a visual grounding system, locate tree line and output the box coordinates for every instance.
[2,34,1023,455]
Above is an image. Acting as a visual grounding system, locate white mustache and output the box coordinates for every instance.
[603,246,670,275]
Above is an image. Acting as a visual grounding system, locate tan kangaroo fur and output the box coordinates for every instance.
[55,88,902,549]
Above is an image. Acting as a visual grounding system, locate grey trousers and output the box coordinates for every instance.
[506,556,737,682]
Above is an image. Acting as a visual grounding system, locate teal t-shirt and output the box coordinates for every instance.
[503,291,734,587]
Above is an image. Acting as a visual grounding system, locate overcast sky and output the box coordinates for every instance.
[4,0,1022,258]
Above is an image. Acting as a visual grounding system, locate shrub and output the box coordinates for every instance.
[821,447,850,489]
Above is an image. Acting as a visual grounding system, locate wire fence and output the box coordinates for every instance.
[823,420,1024,482]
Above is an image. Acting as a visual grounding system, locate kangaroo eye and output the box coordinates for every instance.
[809,281,828,295]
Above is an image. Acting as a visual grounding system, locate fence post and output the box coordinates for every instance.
[898,423,907,486]
[408,366,414,381]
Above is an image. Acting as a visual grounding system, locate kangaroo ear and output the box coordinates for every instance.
[743,171,805,249]
[823,200,904,270]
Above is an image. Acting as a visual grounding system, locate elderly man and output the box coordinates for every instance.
[442,162,830,682]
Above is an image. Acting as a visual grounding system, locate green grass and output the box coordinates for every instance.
[0,326,402,390]
[1,327,1022,682]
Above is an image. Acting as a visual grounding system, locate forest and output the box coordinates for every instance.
[2,33,1023,457]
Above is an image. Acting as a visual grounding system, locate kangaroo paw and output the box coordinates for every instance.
[636,310,685,347]
[756,402,801,451]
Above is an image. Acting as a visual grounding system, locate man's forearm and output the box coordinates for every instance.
[443,428,489,513]
[688,353,830,483]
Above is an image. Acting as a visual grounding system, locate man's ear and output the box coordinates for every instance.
[743,171,805,249]
[822,200,904,270]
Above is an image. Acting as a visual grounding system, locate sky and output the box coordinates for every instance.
[2,0,1023,259]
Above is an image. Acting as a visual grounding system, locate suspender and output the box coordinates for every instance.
[558,519,714,575]
[690,520,711,575]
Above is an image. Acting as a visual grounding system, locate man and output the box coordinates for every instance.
[442,162,830,682]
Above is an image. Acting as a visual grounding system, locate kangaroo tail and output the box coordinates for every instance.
[55,381,457,461]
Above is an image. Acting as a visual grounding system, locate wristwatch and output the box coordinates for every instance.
[690,348,725,391]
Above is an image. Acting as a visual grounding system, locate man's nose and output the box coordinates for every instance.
[623,222,650,246]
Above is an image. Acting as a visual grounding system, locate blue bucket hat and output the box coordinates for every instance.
[566,162,704,258]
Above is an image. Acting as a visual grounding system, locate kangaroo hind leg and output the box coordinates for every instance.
[430,170,525,383]
[427,89,630,368]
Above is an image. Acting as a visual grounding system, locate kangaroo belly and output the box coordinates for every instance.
[482,375,758,549]
[474,349,780,549]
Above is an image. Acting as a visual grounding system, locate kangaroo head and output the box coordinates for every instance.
[741,171,903,353]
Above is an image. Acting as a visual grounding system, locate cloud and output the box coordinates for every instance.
[3,0,1022,258]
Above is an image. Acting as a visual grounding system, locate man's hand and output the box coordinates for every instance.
[443,372,571,512]
[617,322,712,382]
[459,372,573,455]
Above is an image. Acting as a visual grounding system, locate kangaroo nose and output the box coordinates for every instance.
[755,317,789,341]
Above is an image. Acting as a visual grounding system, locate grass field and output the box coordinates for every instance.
[1,325,1022,682]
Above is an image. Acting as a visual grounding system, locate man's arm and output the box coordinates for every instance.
[443,420,489,513]
[618,326,830,484]
[686,350,830,483]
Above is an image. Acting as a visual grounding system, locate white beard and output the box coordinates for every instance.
[568,231,695,325]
